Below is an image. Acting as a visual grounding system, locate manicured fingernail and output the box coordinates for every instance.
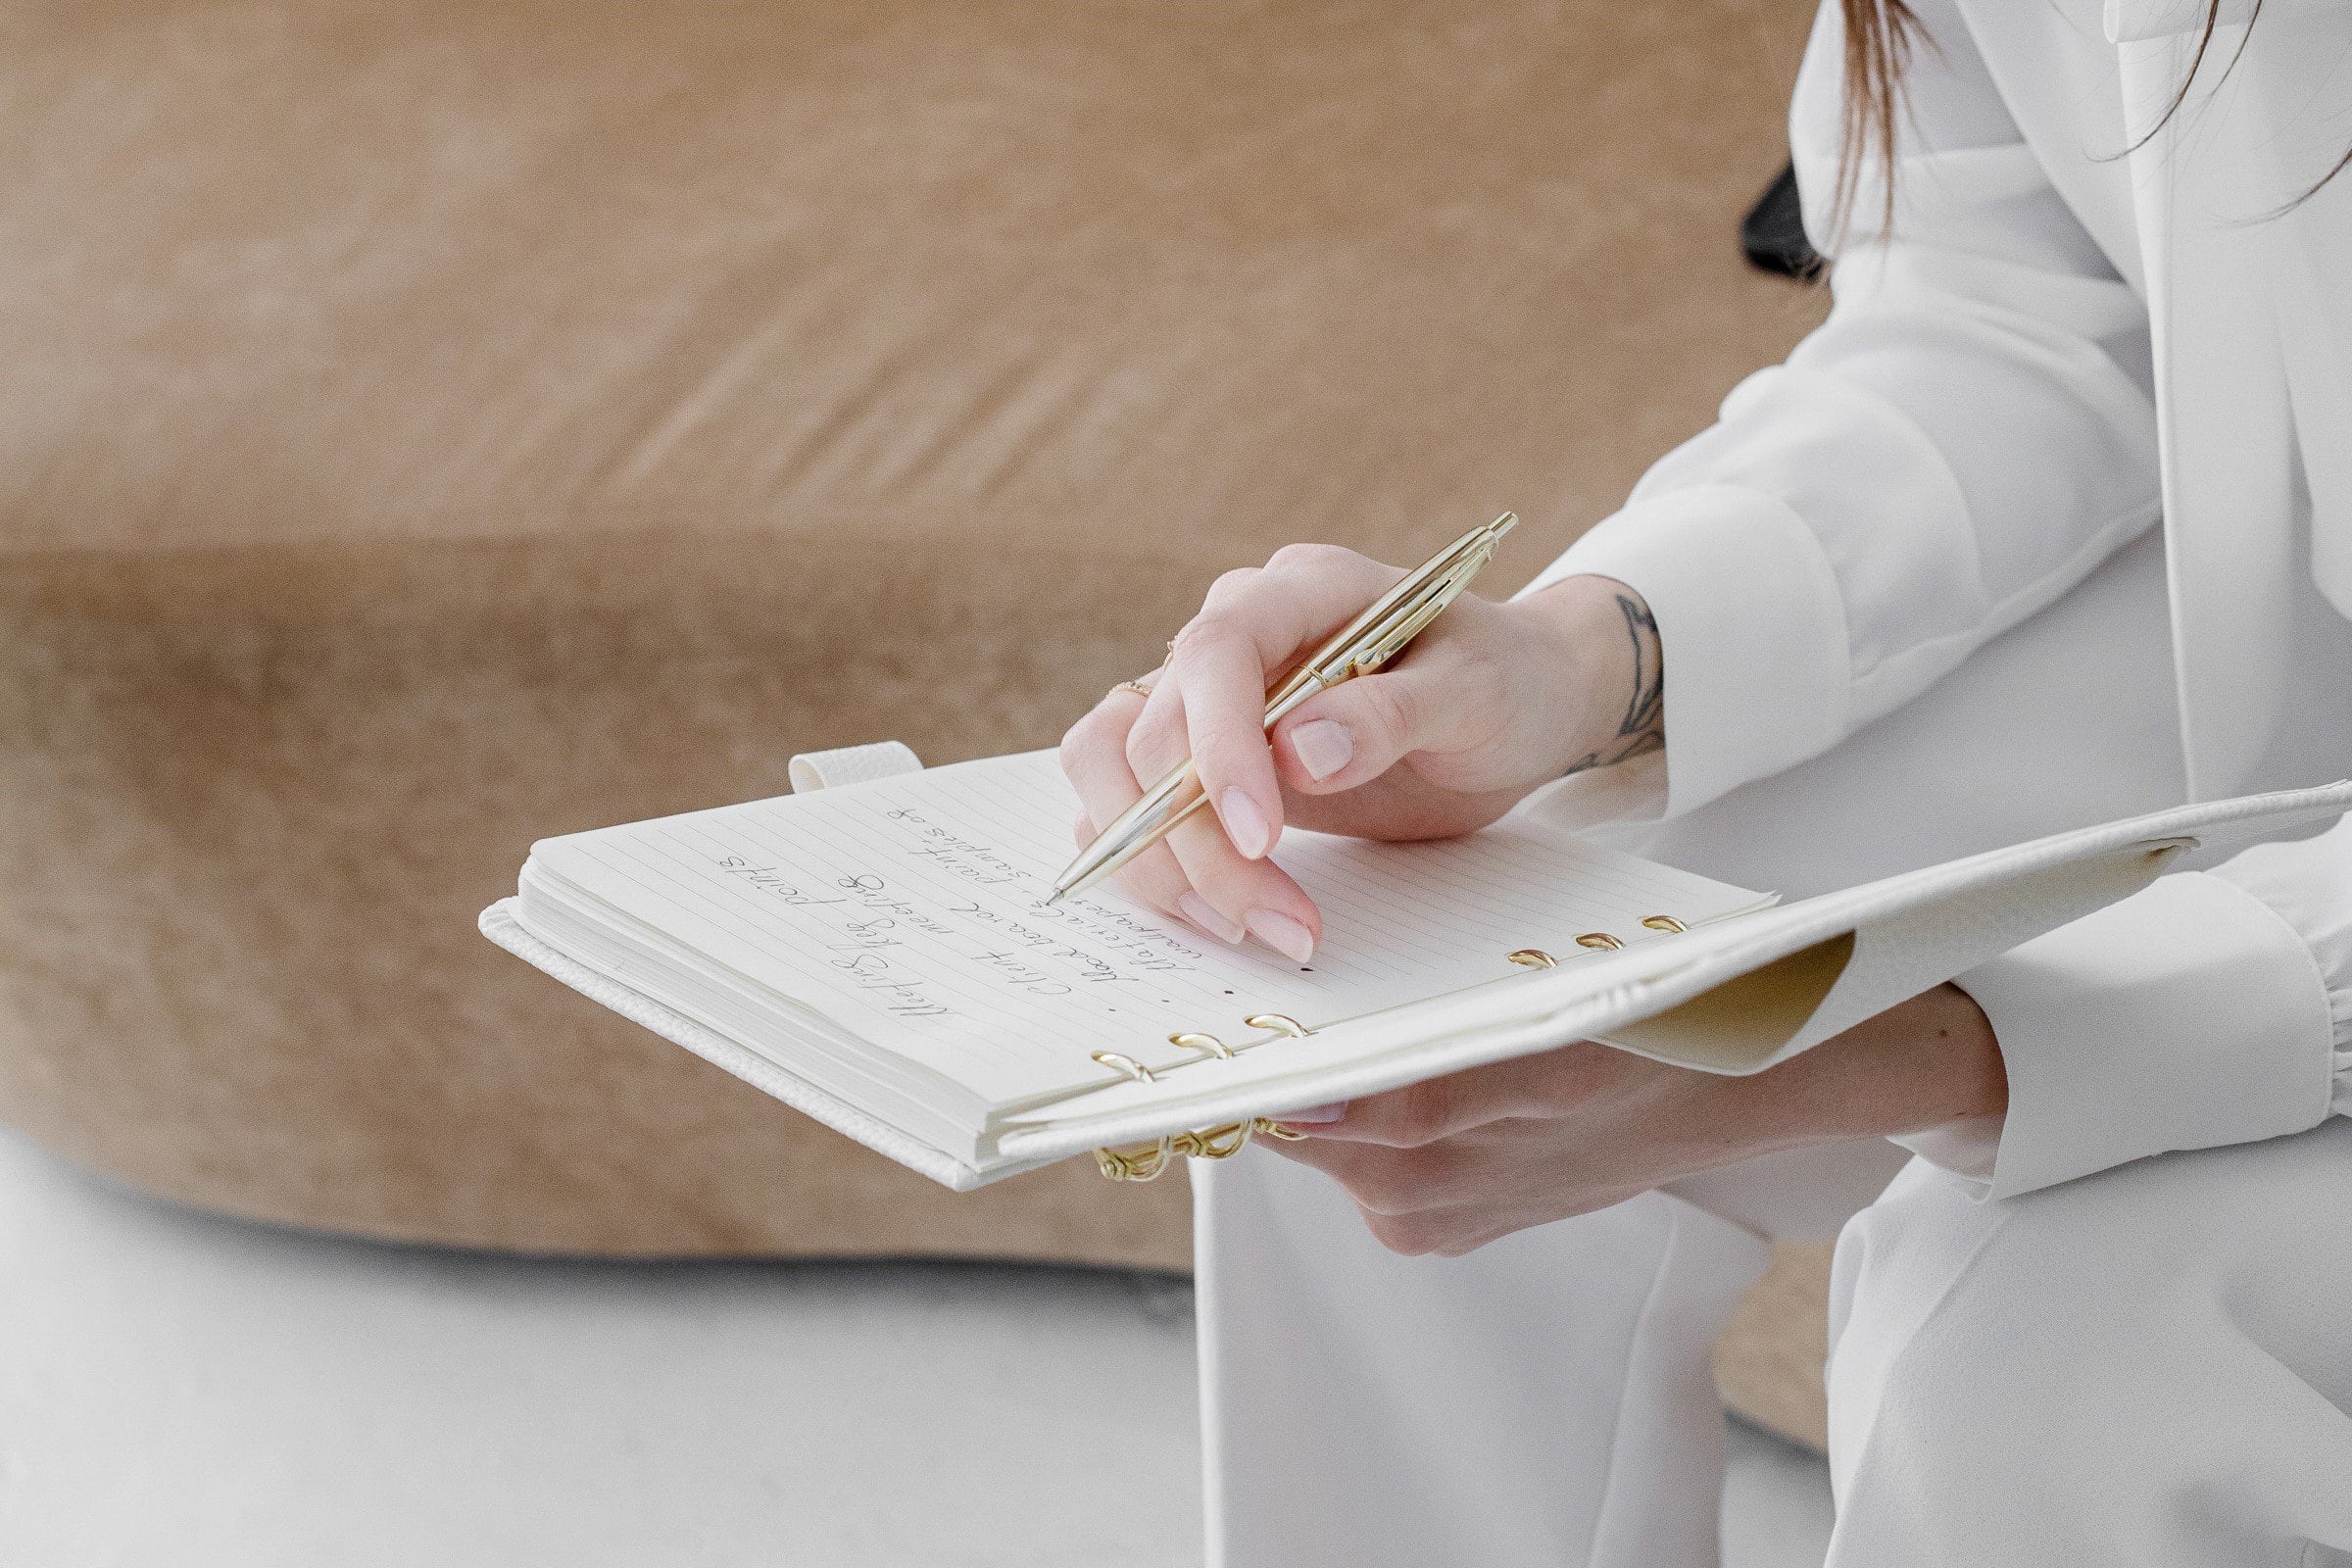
[1178,892,1246,945]
[1277,1102,1348,1125]
[1290,719,1353,781]
[1246,908,1315,963]
[1220,788,1271,858]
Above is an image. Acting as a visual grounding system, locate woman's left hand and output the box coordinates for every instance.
[1267,982,2009,1257]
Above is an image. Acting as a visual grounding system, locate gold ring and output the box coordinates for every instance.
[1111,679,1153,700]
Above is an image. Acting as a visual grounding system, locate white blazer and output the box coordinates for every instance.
[1524,0,2352,1198]
[1975,0,2352,796]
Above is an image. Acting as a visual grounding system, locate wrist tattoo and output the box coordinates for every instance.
[1562,593,1666,778]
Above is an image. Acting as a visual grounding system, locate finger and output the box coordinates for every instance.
[1203,545,1407,679]
[1298,1059,1536,1149]
[1105,676,1270,940]
[1138,551,1409,852]
[1126,651,1190,780]
[1255,1137,1472,1217]
[1124,675,1193,807]
[1171,616,1288,858]
[1056,690,1215,932]
[1107,666,1161,702]
[1267,640,1498,796]
[1257,1137,1456,1248]
[1124,656,1293,901]
[1157,802,1322,963]
[1355,1202,1515,1259]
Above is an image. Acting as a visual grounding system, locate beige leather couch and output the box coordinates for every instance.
[3,0,1835,1445]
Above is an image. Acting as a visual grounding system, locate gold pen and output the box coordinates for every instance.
[1046,513,1518,906]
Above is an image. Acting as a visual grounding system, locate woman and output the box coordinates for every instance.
[1060,0,2352,1562]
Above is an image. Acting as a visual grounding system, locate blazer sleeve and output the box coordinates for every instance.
[1517,0,2160,817]
[1904,814,2352,1200]
[1509,0,2352,1194]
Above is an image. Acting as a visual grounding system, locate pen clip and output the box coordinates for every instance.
[1292,516,1510,690]
[1354,545,1495,672]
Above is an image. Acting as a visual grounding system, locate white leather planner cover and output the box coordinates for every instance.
[484,742,2352,1188]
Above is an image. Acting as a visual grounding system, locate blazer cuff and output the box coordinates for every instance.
[1951,871,2338,1200]
[1516,485,1849,818]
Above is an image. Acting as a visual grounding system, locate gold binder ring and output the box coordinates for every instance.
[1575,931,1625,951]
[1178,1122,1254,1159]
[1171,1031,1234,1059]
[1091,1051,1180,1181]
[1102,1115,1286,1180]
[1096,1139,1178,1181]
[1091,1050,1157,1083]
[1507,949,1558,969]
[1097,1115,1309,1180]
[1096,1015,1319,1181]
[1641,914,1689,933]
[1179,1114,1312,1160]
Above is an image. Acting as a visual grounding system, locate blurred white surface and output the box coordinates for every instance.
[0,1129,1829,1566]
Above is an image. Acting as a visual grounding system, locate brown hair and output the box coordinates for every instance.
[1831,0,1923,241]
[1833,0,2348,240]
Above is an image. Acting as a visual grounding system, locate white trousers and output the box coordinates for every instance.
[1194,533,2352,1565]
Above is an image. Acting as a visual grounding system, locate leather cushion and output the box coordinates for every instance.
[6,0,1818,569]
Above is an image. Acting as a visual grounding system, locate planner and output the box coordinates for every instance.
[481,743,2352,1190]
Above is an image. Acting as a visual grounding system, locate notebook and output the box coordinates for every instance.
[481,743,2352,1190]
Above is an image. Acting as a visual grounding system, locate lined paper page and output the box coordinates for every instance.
[527,750,1761,1110]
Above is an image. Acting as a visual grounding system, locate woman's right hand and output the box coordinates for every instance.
[1055,542,1666,961]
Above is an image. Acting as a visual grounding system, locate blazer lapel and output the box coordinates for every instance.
[2116,23,2302,797]
[2248,12,2352,627]
[1916,0,2345,790]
